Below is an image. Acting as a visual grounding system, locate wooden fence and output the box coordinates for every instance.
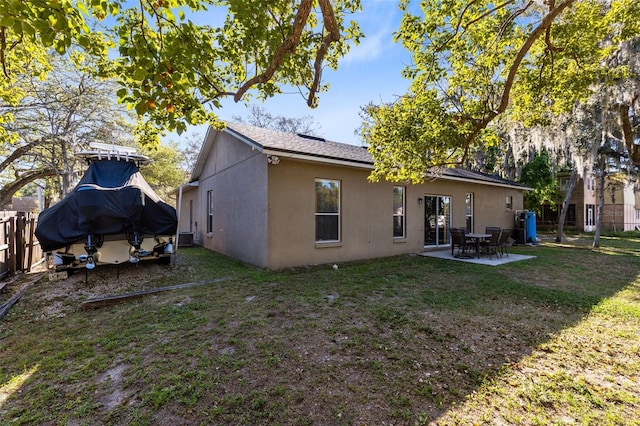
[0,212,43,279]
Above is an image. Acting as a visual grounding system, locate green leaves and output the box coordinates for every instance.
[1,0,362,146]
[362,89,479,183]
[519,150,561,212]
[363,0,640,181]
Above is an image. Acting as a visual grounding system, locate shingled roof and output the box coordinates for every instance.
[192,122,529,190]
[224,121,372,165]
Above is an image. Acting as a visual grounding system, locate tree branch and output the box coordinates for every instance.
[233,0,313,102]
[618,104,640,164]
[0,168,57,208]
[0,26,8,78]
[462,0,517,30]
[458,0,577,163]
[496,0,575,116]
[0,138,46,174]
[307,0,341,107]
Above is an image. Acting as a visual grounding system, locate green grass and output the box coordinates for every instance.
[1,233,639,425]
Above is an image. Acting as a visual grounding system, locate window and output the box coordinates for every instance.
[465,193,474,233]
[505,195,513,210]
[206,190,213,233]
[559,177,569,191]
[393,186,405,238]
[586,204,595,227]
[315,179,340,242]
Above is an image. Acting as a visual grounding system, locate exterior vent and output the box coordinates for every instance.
[296,133,326,142]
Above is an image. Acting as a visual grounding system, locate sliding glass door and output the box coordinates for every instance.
[424,195,451,247]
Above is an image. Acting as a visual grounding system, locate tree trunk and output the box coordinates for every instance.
[593,171,606,249]
[608,184,619,233]
[555,168,578,242]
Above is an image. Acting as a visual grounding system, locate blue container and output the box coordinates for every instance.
[525,211,537,244]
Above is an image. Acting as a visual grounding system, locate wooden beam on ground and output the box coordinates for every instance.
[0,274,21,295]
[81,278,230,310]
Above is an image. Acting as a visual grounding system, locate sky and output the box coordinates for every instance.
[178,0,415,147]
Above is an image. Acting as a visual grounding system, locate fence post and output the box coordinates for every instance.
[26,216,35,272]
[15,212,25,272]
[8,217,15,275]
[0,218,10,279]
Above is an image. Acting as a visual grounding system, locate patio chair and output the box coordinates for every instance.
[450,228,471,257]
[498,228,512,257]
[480,228,501,259]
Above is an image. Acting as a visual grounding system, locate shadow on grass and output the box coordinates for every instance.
[0,242,638,425]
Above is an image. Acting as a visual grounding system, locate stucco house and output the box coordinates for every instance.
[175,122,529,269]
[538,171,640,232]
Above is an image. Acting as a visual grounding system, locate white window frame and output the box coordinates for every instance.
[559,177,569,192]
[586,204,595,227]
[315,179,341,242]
[505,195,513,210]
[206,190,213,234]
[393,186,405,238]
[465,192,474,233]
[424,194,451,247]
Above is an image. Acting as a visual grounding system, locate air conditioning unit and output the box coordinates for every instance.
[178,232,194,247]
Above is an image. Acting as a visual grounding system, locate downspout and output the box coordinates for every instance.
[175,185,183,260]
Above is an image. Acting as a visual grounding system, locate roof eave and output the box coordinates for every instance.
[263,148,373,170]
[190,126,217,181]
[440,175,532,191]
[264,149,530,190]
[224,126,264,151]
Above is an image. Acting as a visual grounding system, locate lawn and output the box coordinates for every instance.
[1,234,639,425]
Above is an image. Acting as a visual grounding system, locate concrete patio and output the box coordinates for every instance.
[418,249,536,266]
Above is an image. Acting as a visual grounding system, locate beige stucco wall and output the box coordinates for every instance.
[266,158,524,269]
[176,186,200,242]
[177,130,526,269]
[601,184,639,231]
[188,131,269,267]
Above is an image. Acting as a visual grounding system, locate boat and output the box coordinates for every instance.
[35,142,178,270]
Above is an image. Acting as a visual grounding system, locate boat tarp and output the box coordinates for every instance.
[35,160,178,252]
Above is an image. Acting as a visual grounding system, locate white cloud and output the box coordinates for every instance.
[344,29,390,64]
[341,0,401,64]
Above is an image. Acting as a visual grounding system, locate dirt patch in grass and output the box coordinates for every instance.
[1,241,639,425]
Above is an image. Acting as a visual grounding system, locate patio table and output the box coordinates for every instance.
[465,233,491,258]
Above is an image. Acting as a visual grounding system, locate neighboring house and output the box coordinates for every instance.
[175,122,529,269]
[538,172,640,232]
[7,196,39,213]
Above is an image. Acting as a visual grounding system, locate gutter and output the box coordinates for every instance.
[263,148,531,191]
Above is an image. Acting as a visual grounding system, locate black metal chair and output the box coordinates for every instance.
[498,228,512,257]
[450,228,471,257]
[481,228,501,259]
